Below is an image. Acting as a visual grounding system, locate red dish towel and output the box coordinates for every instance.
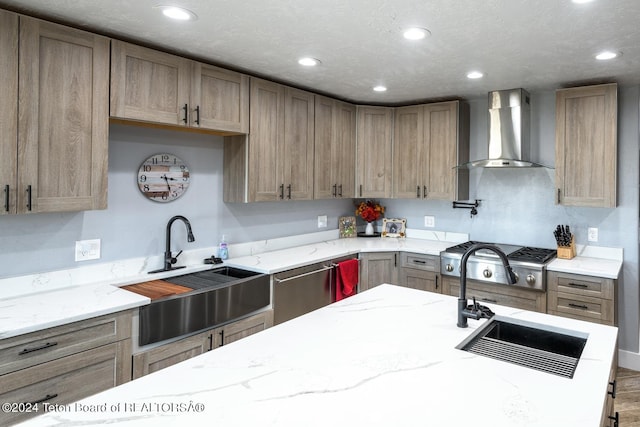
[335,259,358,301]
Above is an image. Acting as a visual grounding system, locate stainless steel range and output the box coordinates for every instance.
[440,241,556,291]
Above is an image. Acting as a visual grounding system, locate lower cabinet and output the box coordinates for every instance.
[0,310,133,425]
[132,310,273,380]
[442,276,547,313]
[600,352,618,427]
[547,271,617,325]
[359,252,398,291]
[399,252,440,293]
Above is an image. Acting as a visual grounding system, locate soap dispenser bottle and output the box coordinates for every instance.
[218,235,229,260]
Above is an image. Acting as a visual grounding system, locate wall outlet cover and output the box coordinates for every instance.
[424,215,435,228]
[588,227,598,242]
[317,215,328,228]
[75,239,101,261]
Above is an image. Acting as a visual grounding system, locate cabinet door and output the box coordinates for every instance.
[442,276,546,312]
[17,17,109,213]
[359,252,397,291]
[132,331,210,379]
[212,310,274,349]
[399,269,439,293]
[356,106,393,198]
[249,78,285,201]
[555,83,617,208]
[191,62,249,133]
[424,101,466,200]
[335,100,356,198]
[283,87,314,200]
[393,106,423,198]
[110,40,191,126]
[0,10,18,215]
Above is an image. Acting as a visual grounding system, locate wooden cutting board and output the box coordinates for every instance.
[121,280,193,300]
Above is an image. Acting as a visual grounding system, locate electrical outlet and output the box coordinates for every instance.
[75,239,101,261]
[317,215,328,228]
[588,227,598,242]
[424,215,435,228]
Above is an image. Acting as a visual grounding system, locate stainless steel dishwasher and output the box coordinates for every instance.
[273,256,358,325]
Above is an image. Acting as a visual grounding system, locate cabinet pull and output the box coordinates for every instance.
[218,330,224,347]
[30,393,58,405]
[4,185,8,212]
[194,105,200,125]
[435,275,438,290]
[274,265,334,283]
[26,185,32,211]
[480,298,498,304]
[338,184,342,197]
[333,184,337,198]
[557,188,561,204]
[416,186,421,198]
[208,334,213,351]
[286,184,292,199]
[394,253,397,268]
[608,380,617,398]
[279,184,284,199]
[359,184,363,197]
[19,341,58,355]
[412,259,427,265]
[423,186,427,199]
[568,282,588,288]
[609,411,619,427]
[568,303,589,310]
[182,103,188,124]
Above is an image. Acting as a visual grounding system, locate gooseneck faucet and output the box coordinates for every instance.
[457,243,517,328]
[149,215,196,274]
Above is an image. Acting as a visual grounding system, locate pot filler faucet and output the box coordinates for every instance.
[149,215,195,274]
[457,243,517,328]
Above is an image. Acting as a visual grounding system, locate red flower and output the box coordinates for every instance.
[355,200,385,222]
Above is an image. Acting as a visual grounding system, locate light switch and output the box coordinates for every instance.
[588,227,598,242]
[317,215,328,228]
[75,239,101,261]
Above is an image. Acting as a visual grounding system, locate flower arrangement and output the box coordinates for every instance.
[355,200,385,223]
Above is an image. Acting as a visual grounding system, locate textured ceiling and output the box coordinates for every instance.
[2,0,639,104]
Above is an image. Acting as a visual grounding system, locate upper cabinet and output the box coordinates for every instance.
[555,83,617,208]
[223,78,314,202]
[356,106,393,198]
[314,96,356,199]
[393,101,469,201]
[1,11,109,215]
[110,41,249,134]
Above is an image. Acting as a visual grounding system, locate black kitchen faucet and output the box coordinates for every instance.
[148,215,196,274]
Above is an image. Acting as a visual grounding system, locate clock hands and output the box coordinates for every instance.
[161,174,178,192]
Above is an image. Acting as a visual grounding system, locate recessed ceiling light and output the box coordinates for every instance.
[373,85,387,92]
[155,5,198,21]
[595,50,621,60]
[403,27,430,40]
[467,71,484,79]
[298,57,321,67]
[572,0,595,4]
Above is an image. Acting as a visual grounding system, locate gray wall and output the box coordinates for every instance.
[0,87,637,353]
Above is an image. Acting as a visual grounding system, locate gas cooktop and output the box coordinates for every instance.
[444,241,556,265]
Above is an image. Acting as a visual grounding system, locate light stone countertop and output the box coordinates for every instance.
[18,284,618,427]
[546,244,623,279]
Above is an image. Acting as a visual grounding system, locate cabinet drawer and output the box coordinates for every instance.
[0,310,132,376]
[400,253,440,272]
[0,341,129,425]
[548,271,614,300]
[443,277,546,313]
[548,291,615,325]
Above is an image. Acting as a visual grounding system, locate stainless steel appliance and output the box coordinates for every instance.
[440,241,556,291]
[273,256,358,325]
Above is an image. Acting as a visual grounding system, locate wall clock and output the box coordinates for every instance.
[137,153,190,202]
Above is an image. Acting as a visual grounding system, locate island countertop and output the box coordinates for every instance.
[19,285,617,427]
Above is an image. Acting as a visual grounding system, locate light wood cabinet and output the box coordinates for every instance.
[393,101,469,200]
[314,96,356,199]
[0,13,109,215]
[399,252,440,293]
[547,271,617,325]
[555,83,617,208]
[224,78,314,202]
[442,276,547,313]
[132,310,273,379]
[0,311,132,425]
[111,40,249,134]
[359,252,398,291]
[600,350,618,427]
[356,106,393,198]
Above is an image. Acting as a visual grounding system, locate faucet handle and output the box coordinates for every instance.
[170,250,184,265]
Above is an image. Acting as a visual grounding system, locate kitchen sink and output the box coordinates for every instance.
[456,316,588,378]
[163,267,261,289]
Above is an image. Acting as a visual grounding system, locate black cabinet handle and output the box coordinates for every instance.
[435,275,438,290]
[19,341,58,355]
[338,184,342,197]
[412,260,427,265]
[26,185,32,211]
[359,184,363,197]
[568,282,588,288]
[416,186,420,198]
[279,184,284,199]
[568,303,589,310]
[4,185,8,212]
[182,103,188,124]
[333,184,337,198]
[608,380,617,398]
[194,105,200,125]
[30,393,58,405]
[480,298,498,304]
[609,411,619,427]
[557,188,561,204]
[287,184,292,199]
[423,186,427,199]
[218,330,224,347]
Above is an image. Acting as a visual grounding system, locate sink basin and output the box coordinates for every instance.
[164,267,261,289]
[456,316,588,378]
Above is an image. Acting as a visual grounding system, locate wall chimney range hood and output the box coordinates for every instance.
[458,88,549,168]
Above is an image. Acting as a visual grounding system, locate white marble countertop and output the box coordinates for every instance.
[19,285,618,427]
[547,244,623,279]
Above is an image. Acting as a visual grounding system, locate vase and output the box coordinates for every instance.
[365,221,375,235]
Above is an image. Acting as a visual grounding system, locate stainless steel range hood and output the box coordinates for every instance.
[459,88,549,168]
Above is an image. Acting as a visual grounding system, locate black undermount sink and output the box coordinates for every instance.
[456,316,588,378]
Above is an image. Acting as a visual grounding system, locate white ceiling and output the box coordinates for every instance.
[2,0,639,104]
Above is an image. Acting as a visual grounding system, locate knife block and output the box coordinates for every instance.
[557,236,576,260]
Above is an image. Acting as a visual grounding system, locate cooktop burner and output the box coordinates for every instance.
[444,241,556,265]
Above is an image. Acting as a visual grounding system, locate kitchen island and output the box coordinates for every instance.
[19,285,617,427]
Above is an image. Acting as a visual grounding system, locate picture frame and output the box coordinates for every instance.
[382,218,406,238]
[339,216,357,238]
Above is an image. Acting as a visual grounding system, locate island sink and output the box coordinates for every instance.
[457,316,588,378]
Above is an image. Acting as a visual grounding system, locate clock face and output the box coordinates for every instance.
[137,153,190,202]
